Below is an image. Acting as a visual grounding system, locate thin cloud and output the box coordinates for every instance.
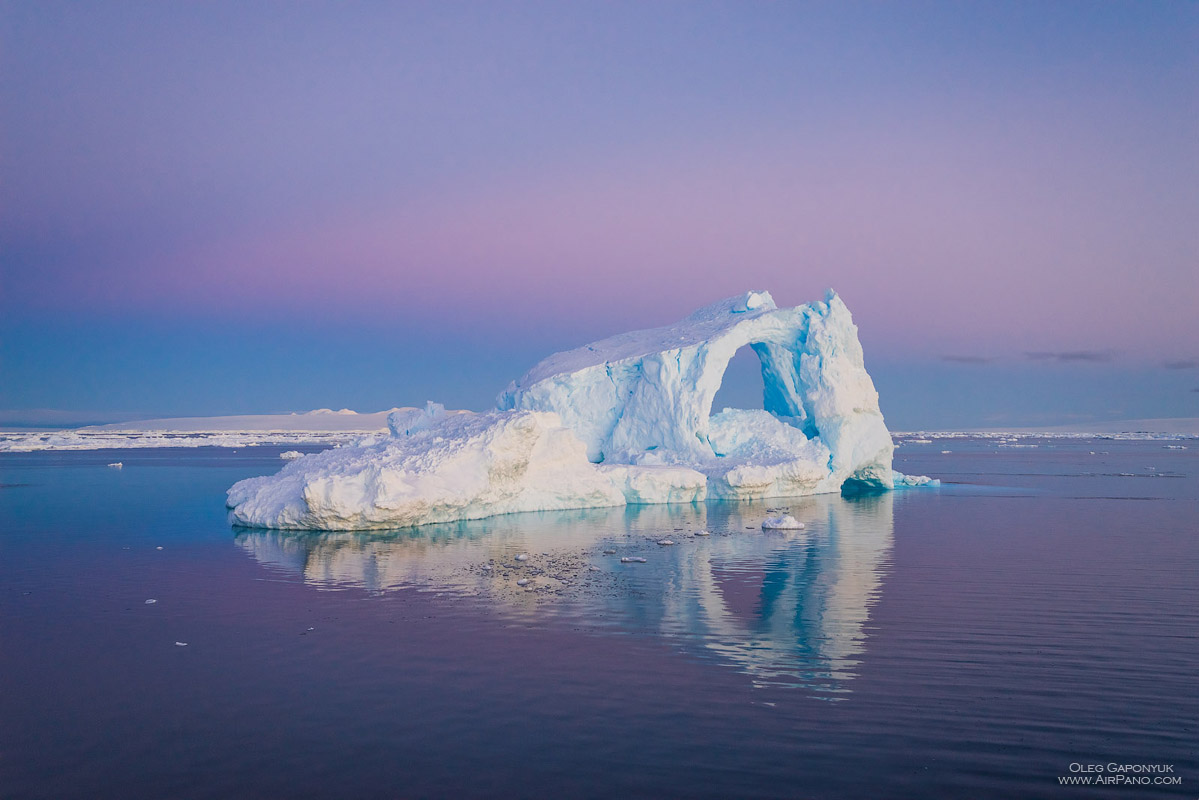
[1024,350,1114,363]
[940,355,997,365]
[1164,359,1199,370]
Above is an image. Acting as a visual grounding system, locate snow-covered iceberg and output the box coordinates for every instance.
[229,290,902,530]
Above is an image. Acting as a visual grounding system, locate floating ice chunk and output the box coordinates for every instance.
[620,557,647,563]
[279,451,303,460]
[107,462,123,468]
[175,642,188,647]
[893,472,941,488]
[656,539,676,546]
[762,515,804,530]
[144,599,157,604]
[156,546,164,550]
[693,530,711,536]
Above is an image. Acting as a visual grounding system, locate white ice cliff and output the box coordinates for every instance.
[228,291,905,530]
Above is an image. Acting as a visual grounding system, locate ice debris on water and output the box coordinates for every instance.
[620,557,647,563]
[657,539,676,546]
[107,462,123,468]
[155,546,164,550]
[693,530,711,536]
[144,599,157,605]
[762,515,804,530]
[175,642,188,647]
[893,472,941,488]
[279,451,304,460]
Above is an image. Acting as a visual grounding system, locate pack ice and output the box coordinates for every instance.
[228,290,908,530]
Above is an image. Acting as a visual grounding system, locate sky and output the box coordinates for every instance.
[1,1,1197,429]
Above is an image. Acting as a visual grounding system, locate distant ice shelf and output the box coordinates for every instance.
[229,290,930,531]
[0,408,404,452]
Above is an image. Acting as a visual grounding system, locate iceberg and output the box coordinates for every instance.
[228,290,904,530]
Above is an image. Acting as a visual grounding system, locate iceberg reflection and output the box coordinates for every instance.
[235,494,894,695]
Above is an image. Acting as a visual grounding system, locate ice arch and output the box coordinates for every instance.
[498,290,894,492]
[228,289,905,531]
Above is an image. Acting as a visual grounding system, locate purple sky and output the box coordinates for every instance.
[2,1,1197,427]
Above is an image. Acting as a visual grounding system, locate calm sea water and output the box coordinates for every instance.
[1,439,1196,799]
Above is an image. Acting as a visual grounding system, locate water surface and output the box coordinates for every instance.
[1,440,1196,798]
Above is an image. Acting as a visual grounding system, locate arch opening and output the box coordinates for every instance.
[705,343,815,458]
[710,346,767,417]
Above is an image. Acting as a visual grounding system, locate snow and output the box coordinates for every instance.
[228,290,924,531]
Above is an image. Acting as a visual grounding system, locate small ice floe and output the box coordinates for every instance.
[155,546,164,551]
[174,642,188,647]
[656,539,676,546]
[279,451,303,460]
[620,557,647,563]
[941,450,952,454]
[516,578,529,587]
[762,515,804,530]
[107,462,123,468]
[1164,445,1187,450]
[307,627,315,632]
[693,530,711,537]
[514,554,529,562]
[144,599,157,605]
